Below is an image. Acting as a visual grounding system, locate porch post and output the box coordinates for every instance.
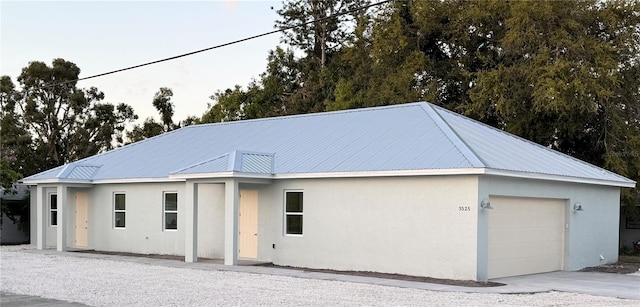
[56,184,68,251]
[185,180,198,262]
[36,185,46,250]
[224,179,239,265]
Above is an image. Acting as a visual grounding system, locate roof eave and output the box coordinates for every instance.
[169,172,274,180]
[20,178,93,186]
[274,168,486,179]
[484,168,636,188]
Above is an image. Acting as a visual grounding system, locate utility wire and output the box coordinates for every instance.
[38,0,394,90]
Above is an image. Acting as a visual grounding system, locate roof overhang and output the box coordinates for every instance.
[19,178,94,188]
[273,168,486,179]
[483,168,636,188]
[21,167,635,188]
[169,171,274,180]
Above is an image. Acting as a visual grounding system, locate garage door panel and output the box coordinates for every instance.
[489,254,562,278]
[489,227,563,243]
[488,196,565,279]
[533,213,564,227]
[489,241,563,260]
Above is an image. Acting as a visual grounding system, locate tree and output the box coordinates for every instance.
[200,47,302,123]
[201,0,639,212]
[461,0,640,209]
[127,87,195,143]
[12,58,137,171]
[276,0,368,70]
[153,87,177,131]
[275,0,372,114]
[200,85,248,123]
[1,76,36,189]
[2,59,137,231]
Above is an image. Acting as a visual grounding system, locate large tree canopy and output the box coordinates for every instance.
[1,58,139,228]
[202,0,639,210]
[1,58,138,181]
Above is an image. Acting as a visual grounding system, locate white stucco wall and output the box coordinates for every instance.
[44,187,66,248]
[477,175,620,279]
[196,183,225,258]
[76,182,226,257]
[30,186,36,245]
[254,176,480,281]
[86,183,186,255]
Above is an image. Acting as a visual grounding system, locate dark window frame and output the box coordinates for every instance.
[163,192,178,230]
[114,192,126,228]
[49,193,58,226]
[284,190,303,235]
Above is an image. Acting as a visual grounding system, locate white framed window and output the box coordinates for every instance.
[114,192,126,228]
[49,193,58,226]
[163,192,178,230]
[284,190,303,235]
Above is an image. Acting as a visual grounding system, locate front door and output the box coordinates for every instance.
[75,192,88,247]
[239,190,258,258]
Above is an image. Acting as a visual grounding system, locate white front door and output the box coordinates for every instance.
[75,192,88,247]
[239,190,258,258]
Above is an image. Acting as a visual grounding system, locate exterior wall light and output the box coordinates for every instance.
[573,202,584,211]
[480,199,493,209]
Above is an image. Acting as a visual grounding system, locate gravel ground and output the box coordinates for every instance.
[0,246,636,307]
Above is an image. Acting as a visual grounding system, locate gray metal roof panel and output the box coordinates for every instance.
[239,152,274,174]
[22,102,634,186]
[171,154,230,174]
[66,165,101,180]
[432,105,634,183]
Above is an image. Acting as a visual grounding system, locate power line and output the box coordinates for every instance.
[39,0,394,90]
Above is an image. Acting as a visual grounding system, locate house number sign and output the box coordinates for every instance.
[458,206,471,211]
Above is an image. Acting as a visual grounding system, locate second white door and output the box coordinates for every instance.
[239,190,258,258]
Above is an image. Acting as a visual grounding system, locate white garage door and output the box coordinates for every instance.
[488,196,565,279]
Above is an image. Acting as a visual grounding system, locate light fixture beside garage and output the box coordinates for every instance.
[480,199,493,209]
[573,202,584,212]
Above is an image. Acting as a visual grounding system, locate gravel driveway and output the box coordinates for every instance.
[1,246,636,306]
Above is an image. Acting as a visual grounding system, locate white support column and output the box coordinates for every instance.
[224,179,239,265]
[56,185,68,251]
[36,185,46,250]
[185,181,198,262]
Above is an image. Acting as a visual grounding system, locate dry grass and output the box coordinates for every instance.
[619,254,640,263]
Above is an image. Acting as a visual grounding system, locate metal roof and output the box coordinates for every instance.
[171,151,274,175]
[23,102,635,187]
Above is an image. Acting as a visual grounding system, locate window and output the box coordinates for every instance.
[164,192,178,230]
[285,191,303,235]
[114,193,126,228]
[49,193,58,226]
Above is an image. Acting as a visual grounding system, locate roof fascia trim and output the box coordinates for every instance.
[420,103,485,168]
[169,171,274,180]
[20,178,93,185]
[91,178,186,184]
[484,169,636,188]
[274,168,486,179]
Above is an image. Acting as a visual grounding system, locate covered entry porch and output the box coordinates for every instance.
[34,183,92,251]
[183,178,271,265]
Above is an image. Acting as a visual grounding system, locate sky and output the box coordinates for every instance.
[1,0,284,124]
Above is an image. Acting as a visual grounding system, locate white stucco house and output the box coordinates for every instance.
[22,102,635,281]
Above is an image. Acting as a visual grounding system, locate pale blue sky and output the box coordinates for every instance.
[1,0,283,122]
